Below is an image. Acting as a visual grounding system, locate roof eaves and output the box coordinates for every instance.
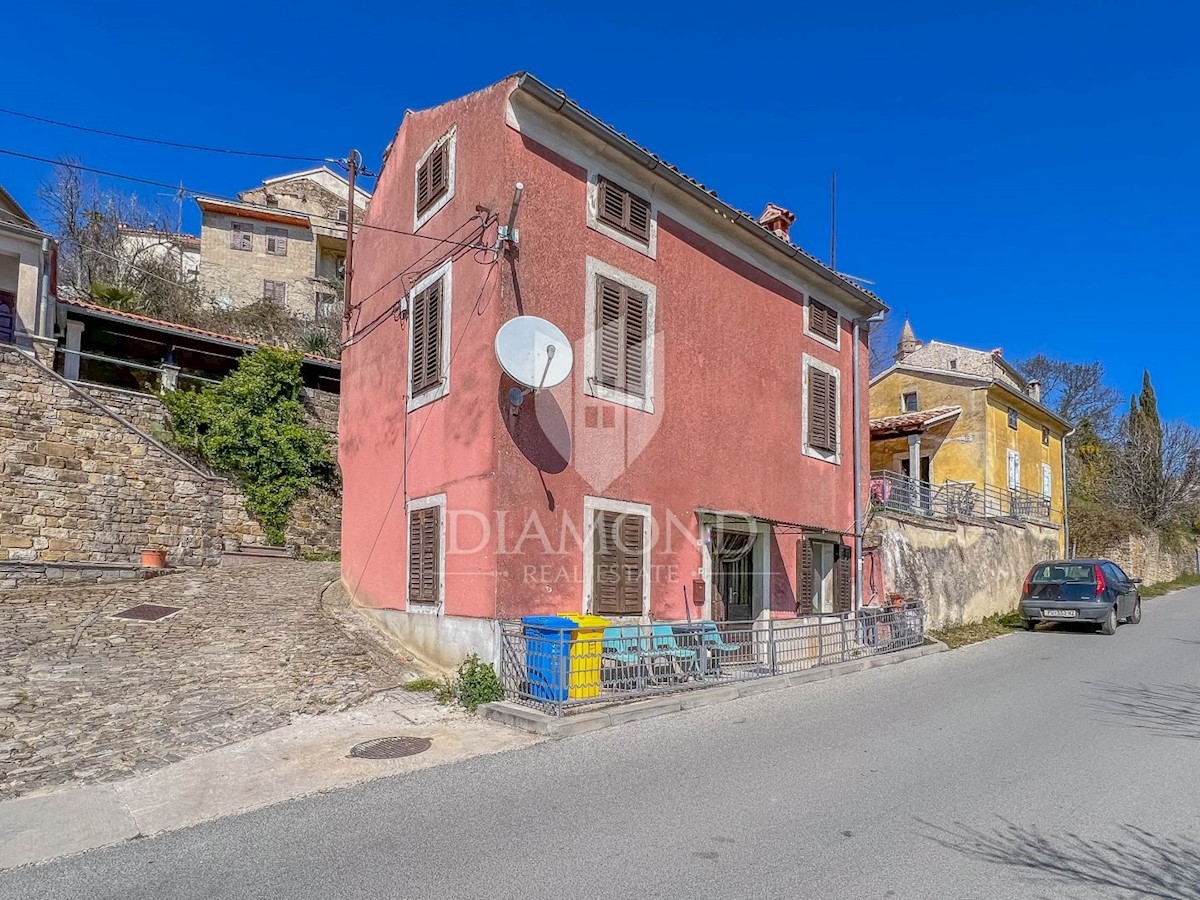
[513,73,887,316]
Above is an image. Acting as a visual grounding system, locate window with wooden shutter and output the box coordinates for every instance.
[808,298,838,343]
[597,177,651,242]
[230,221,252,251]
[591,509,645,616]
[410,277,444,395]
[807,366,838,453]
[408,505,441,604]
[834,546,853,613]
[416,143,449,216]
[594,275,647,398]
[265,226,288,257]
[263,280,286,303]
[796,540,814,615]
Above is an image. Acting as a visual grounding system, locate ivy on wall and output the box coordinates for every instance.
[162,348,337,545]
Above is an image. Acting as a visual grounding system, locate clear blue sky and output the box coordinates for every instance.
[3,1,1196,421]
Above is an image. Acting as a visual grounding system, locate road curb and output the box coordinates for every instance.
[479,640,949,737]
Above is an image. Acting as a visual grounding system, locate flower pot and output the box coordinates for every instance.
[141,549,167,568]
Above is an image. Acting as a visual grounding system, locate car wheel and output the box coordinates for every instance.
[1101,607,1117,636]
[1130,598,1142,625]
[1024,619,1036,631]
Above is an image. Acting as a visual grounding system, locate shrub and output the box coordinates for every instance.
[435,654,504,712]
[162,347,338,545]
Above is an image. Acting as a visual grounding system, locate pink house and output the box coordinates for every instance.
[340,75,888,666]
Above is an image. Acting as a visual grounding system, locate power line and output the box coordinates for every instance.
[1,148,488,250]
[0,107,332,162]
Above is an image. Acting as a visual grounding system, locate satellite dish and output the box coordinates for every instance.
[494,316,573,390]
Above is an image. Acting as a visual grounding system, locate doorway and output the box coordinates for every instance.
[900,455,933,512]
[709,527,761,622]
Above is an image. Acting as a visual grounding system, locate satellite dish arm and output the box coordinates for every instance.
[535,344,556,393]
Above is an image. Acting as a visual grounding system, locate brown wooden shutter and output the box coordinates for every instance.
[796,539,814,615]
[808,368,830,451]
[834,545,853,613]
[408,505,440,604]
[417,144,449,216]
[0,291,14,344]
[411,279,444,395]
[809,298,838,342]
[594,276,647,398]
[597,177,651,242]
[592,510,643,616]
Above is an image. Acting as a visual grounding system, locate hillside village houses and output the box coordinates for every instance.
[197,167,370,320]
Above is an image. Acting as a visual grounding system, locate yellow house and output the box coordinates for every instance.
[869,322,1073,547]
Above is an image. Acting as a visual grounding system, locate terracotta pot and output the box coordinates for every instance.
[141,549,167,568]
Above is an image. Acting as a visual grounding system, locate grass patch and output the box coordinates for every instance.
[931,610,1024,649]
[1141,573,1200,599]
[402,676,443,693]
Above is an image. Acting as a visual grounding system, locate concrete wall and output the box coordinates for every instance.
[341,76,879,643]
[869,511,1061,629]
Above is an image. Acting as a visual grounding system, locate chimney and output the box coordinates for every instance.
[894,318,922,363]
[758,204,796,242]
[1029,379,1042,403]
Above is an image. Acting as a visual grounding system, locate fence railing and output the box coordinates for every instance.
[869,469,1057,524]
[498,603,927,715]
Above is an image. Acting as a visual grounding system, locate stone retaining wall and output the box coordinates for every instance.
[868,512,1062,629]
[1097,530,1199,586]
[0,348,342,588]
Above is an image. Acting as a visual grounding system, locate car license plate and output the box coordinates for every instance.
[1042,609,1077,618]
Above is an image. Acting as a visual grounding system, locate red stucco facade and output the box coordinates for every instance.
[340,76,884,658]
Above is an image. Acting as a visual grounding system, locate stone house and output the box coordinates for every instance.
[197,167,370,319]
[116,226,202,284]
[869,320,1072,547]
[340,73,889,666]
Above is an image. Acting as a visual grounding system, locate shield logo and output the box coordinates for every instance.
[533,330,665,494]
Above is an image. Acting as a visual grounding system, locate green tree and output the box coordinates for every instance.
[162,348,337,544]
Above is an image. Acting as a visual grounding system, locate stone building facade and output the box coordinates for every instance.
[197,167,370,320]
[0,345,341,588]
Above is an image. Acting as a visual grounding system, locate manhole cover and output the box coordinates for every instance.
[348,736,432,760]
[112,603,183,622]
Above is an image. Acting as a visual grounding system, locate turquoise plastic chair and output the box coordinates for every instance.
[699,621,740,653]
[602,626,644,690]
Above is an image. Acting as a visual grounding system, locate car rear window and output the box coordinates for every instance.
[1031,564,1096,584]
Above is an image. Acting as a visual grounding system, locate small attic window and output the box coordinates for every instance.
[948,359,958,370]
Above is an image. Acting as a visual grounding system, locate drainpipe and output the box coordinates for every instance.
[1061,427,1075,557]
[852,312,886,609]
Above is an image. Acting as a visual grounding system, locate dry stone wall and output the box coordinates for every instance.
[1098,530,1199,586]
[0,350,341,587]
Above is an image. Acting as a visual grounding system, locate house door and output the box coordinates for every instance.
[711,530,756,622]
[0,292,14,344]
[900,456,932,511]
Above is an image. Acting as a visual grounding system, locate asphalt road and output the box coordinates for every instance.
[7,587,1200,900]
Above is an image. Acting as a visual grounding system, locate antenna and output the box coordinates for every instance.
[830,171,837,271]
[494,315,574,399]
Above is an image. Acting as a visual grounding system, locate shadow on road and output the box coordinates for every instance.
[1087,681,1200,740]
[922,819,1200,899]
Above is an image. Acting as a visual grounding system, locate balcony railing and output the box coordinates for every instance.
[869,469,1059,524]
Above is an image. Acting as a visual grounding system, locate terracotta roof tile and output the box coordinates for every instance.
[869,405,961,436]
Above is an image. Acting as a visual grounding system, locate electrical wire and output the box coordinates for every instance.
[2,148,491,251]
[0,107,332,162]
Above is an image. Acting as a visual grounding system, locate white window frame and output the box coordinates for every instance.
[582,495,653,619]
[804,294,841,350]
[585,169,658,259]
[583,256,657,414]
[405,493,447,614]
[901,390,918,413]
[413,126,457,231]
[801,353,842,465]
[406,259,453,412]
[1007,448,1021,491]
[1042,462,1053,501]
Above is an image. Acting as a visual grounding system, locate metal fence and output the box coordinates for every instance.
[869,469,1056,524]
[498,602,927,715]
